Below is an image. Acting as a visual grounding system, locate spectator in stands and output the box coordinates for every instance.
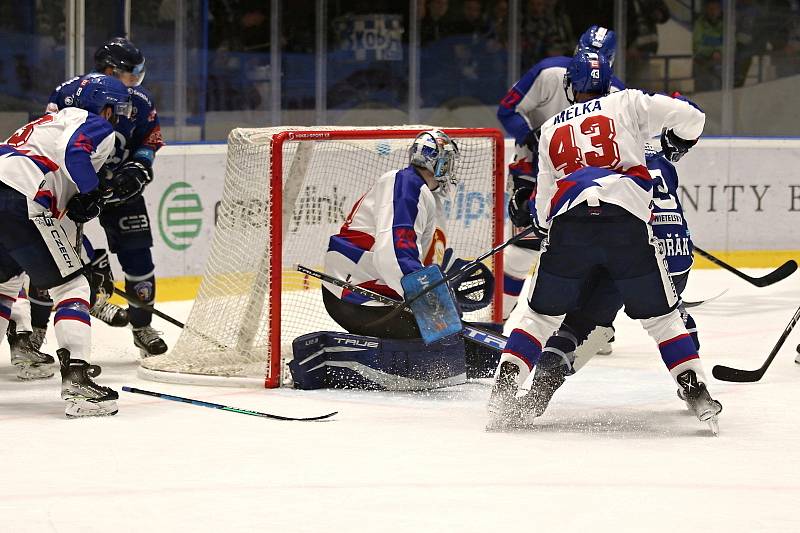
[485,0,509,51]
[734,0,769,87]
[693,0,724,92]
[770,1,800,78]
[520,0,571,67]
[420,0,458,44]
[626,0,670,89]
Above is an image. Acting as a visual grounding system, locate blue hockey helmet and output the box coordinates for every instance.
[95,37,146,86]
[75,74,132,121]
[408,129,460,193]
[564,50,613,104]
[576,25,617,67]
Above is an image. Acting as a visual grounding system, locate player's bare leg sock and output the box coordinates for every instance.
[50,276,118,417]
[641,310,721,432]
[7,277,55,379]
[501,244,540,320]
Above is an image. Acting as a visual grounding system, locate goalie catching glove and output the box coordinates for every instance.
[103,161,153,205]
[441,248,495,312]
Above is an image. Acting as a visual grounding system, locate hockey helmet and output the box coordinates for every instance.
[564,50,612,104]
[576,25,617,67]
[408,130,460,193]
[75,74,133,122]
[94,37,146,86]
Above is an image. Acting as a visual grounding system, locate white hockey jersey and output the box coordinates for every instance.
[0,107,115,219]
[324,166,447,305]
[535,90,705,226]
[497,56,625,146]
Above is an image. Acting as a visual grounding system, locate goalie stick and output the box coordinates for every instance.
[712,304,800,383]
[694,246,797,287]
[122,387,337,421]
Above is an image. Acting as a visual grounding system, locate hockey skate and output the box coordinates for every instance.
[486,362,523,430]
[7,323,55,380]
[90,300,129,327]
[677,370,722,436]
[57,349,118,418]
[132,325,168,357]
[517,364,568,419]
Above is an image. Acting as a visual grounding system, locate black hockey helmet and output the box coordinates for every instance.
[94,37,146,86]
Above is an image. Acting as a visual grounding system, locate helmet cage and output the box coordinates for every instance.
[408,130,460,193]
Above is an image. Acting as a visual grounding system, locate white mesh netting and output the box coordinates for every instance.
[139,126,501,387]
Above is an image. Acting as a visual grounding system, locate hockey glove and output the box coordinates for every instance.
[660,128,697,163]
[508,187,534,228]
[441,248,495,313]
[108,161,153,204]
[523,126,542,153]
[66,189,108,223]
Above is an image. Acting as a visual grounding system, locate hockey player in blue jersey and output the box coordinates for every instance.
[487,50,722,433]
[0,74,128,416]
[11,37,167,359]
[498,26,623,322]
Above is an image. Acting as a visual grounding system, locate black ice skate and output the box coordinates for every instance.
[132,325,168,357]
[486,362,523,430]
[90,300,129,327]
[7,322,55,380]
[57,349,118,418]
[517,364,568,419]
[677,369,722,436]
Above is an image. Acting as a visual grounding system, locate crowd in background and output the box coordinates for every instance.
[1,0,800,137]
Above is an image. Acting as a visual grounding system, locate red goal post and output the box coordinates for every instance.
[140,126,506,388]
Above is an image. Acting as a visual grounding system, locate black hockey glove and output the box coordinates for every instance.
[660,128,697,163]
[107,161,153,204]
[66,188,108,223]
[523,126,541,153]
[508,187,534,228]
[441,248,495,313]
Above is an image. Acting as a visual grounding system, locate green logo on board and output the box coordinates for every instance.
[158,182,203,250]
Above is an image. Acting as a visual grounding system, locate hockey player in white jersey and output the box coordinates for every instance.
[498,26,623,321]
[0,74,130,417]
[487,50,722,433]
[291,130,495,390]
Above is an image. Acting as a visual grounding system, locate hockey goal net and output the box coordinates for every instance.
[139,126,505,387]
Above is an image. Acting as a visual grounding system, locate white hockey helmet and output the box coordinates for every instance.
[408,129,460,192]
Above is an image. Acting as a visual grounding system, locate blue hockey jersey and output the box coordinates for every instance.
[648,154,693,275]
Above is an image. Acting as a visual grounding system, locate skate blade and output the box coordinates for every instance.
[707,416,719,437]
[14,363,55,381]
[65,399,119,418]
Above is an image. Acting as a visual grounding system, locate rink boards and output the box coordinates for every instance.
[82,138,800,301]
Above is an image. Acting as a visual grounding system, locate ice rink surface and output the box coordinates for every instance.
[1,268,799,532]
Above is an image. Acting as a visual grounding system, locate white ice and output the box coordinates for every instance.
[1,269,799,533]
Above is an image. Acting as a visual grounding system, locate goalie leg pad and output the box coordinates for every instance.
[289,331,466,391]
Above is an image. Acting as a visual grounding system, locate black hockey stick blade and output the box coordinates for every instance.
[122,387,338,421]
[682,289,728,309]
[693,246,798,287]
[749,260,798,287]
[712,304,800,383]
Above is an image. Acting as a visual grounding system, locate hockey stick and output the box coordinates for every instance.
[122,386,337,421]
[113,287,186,329]
[366,225,540,328]
[295,264,508,352]
[693,246,797,287]
[112,287,233,352]
[682,289,728,309]
[711,304,800,383]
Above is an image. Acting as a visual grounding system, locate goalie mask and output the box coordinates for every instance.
[408,130,460,194]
